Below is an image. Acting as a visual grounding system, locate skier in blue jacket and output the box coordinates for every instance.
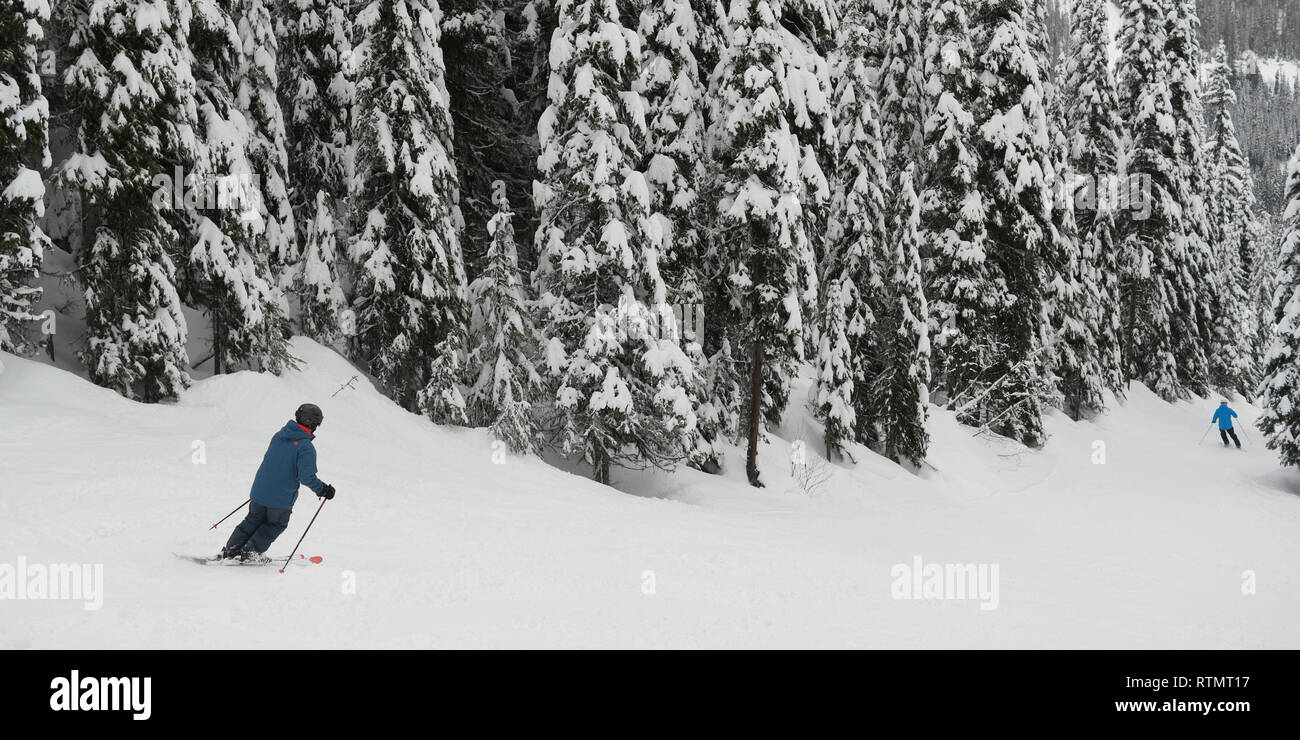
[1211,400,1241,449]
[220,404,336,562]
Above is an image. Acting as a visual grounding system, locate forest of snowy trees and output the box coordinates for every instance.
[1201,0,1300,220]
[1195,0,1299,59]
[2,0,1299,480]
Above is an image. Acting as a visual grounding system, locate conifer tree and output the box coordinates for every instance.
[1062,0,1126,394]
[1165,0,1213,397]
[825,0,928,464]
[877,0,927,177]
[711,0,816,486]
[637,0,706,311]
[916,0,993,425]
[0,0,50,354]
[466,181,540,452]
[1257,142,1300,467]
[532,0,696,484]
[1203,40,1261,397]
[966,0,1057,446]
[775,0,835,295]
[638,0,726,470]
[1115,0,1186,400]
[351,0,470,422]
[236,0,294,281]
[824,1,886,452]
[1044,62,1107,420]
[278,0,351,341]
[814,277,856,459]
[692,337,743,472]
[442,0,535,276]
[185,0,291,375]
[879,164,930,465]
[61,0,192,400]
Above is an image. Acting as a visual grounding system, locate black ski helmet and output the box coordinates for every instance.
[295,403,324,431]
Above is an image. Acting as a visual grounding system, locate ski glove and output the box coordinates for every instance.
[320,484,336,500]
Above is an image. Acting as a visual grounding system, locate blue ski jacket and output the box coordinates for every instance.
[249,421,326,508]
[1211,405,1238,430]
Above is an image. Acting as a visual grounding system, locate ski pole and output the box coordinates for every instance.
[1197,425,1213,445]
[281,498,326,573]
[209,499,250,530]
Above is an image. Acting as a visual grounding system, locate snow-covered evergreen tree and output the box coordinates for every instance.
[710,0,815,486]
[1115,0,1186,401]
[879,163,930,465]
[61,0,191,400]
[1257,142,1300,467]
[693,336,743,465]
[874,4,932,470]
[825,1,928,464]
[637,0,705,311]
[235,0,295,285]
[845,0,889,76]
[466,180,540,453]
[773,0,835,297]
[877,0,927,170]
[0,0,50,354]
[531,0,696,484]
[1044,63,1107,421]
[914,0,1050,445]
[814,277,856,459]
[1202,42,1253,256]
[824,1,885,451]
[690,1,740,474]
[915,0,994,423]
[966,0,1056,447]
[1062,0,1126,395]
[351,0,470,422]
[442,0,536,277]
[296,187,346,341]
[710,2,833,443]
[1165,0,1213,397]
[278,0,351,342]
[512,0,559,155]
[638,0,729,470]
[184,0,291,374]
[1203,40,1261,397]
[876,2,937,460]
[1247,215,1276,374]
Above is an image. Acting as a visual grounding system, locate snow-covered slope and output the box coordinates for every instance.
[1,338,1298,648]
[1239,51,1300,94]
[1098,1,1299,95]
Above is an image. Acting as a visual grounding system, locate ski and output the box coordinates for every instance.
[180,553,323,567]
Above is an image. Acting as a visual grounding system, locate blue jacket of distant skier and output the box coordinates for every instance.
[249,421,326,508]
[1212,405,1238,430]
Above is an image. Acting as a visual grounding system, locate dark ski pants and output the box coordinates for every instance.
[1220,427,1241,448]
[225,501,292,553]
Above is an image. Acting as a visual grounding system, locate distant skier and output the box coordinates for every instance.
[220,404,336,562]
[1211,400,1241,449]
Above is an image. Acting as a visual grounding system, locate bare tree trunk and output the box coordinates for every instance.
[746,337,764,488]
[213,307,224,376]
[593,444,610,485]
[1123,286,1138,389]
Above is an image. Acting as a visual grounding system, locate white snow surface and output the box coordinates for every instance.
[1,338,1298,648]
[1239,53,1300,94]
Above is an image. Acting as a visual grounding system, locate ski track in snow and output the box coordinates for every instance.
[1,338,1297,648]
